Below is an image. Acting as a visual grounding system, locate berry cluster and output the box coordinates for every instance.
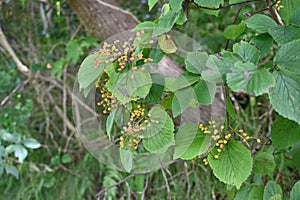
[93,30,155,72]
[96,78,117,114]
[237,129,261,144]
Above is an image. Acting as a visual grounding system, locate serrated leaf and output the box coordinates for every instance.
[142,106,174,153]
[5,164,19,179]
[269,26,300,45]
[14,144,28,163]
[269,70,300,124]
[170,72,200,92]
[233,41,260,64]
[278,0,300,24]
[133,21,157,32]
[193,79,216,104]
[148,0,158,11]
[194,0,223,8]
[235,184,264,200]
[274,39,300,73]
[185,51,209,74]
[202,52,240,83]
[224,21,246,40]
[78,54,106,95]
[106,109,116,140]
[227,61,275,96]
[114,69,152,103]
[142,73,164,104]
[250,34,274,58]
[22,138,41,149]
[263,181,282,200]
[290,180,300,200]
[271,115,300,149]
[253,152,275,174]
[174,123,212,160]
[246,14,277,33]
[172,87,196,117]
[208,140,253,189]
[119,148,133,172]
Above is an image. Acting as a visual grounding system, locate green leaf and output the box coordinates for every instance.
[78,54,106,95]
[148,0,158,11]
[133,21,158,32]
[235,185,264,200]
[269,26,300,45]
[226,96,236,119]
[175,9,187,25]
[106,109,116,141]
[194,0,223,8]
[170,0,184,12]
[161,93,174,110]
[208,140,253,189]
[278,0,300,24]
[202,52,240,83]
[246,14,277,33]
[253,152,275,174]
[227,61,275,96]
[174,123,212,160]
[250,34,274,58]
[274,39,300,73]
[271,115,300,149]
[22,138,41,149]
[14,144,28,163]
[119,148,133,172]
[61,153,72,164]
[233,41,260,64]
[269,70,300,124]
[66,39,82,64]
[263,181,282,200]
[224,21,246,40]
[290,180,300,200]
[185,51,209,74]
[142,73,165,104]
[290,7,300,26]
[153,11,179,36]
[158,34,177,54]
[0,130,19,143]
[193,79,216,104]
[142,106,175,153]
[172,87,196,117]
[171,72,200,91]
[5,164,19,179]
[114,69,152,103]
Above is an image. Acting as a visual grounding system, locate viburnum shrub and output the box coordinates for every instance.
[77,0,300,198]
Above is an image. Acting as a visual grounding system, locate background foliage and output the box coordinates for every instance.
[0,0,300,199]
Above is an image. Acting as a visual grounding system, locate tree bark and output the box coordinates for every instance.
[66,0,139,41]
[66,0,183,77]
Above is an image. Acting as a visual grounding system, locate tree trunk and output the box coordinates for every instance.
[66,0,183,77]
[66,0,139,41]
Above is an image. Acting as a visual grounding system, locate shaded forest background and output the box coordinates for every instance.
[1,0,299,200]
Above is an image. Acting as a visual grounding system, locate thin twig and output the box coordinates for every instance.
[0,24,30,76]
[96,173,136,197]
[161,168,171,200]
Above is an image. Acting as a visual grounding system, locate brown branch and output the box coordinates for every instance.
[192,0,261,10]
[265,0,284,25]
[0,24,30,76]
